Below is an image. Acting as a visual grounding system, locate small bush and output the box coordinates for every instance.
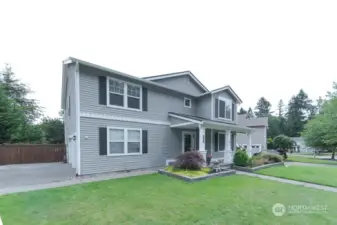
[174,151,205,170]
[234,150,249,167]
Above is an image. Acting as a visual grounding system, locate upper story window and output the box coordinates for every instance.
[218,97,232,120]
[184,97,192,108]
[108,78,142,111]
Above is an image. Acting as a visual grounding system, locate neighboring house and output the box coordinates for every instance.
[236,114,268,154]
[61,57,255,175]
[290,137,314,153]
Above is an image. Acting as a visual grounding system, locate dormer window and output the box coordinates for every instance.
[184,97,192,108]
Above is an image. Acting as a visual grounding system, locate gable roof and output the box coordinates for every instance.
[61,57,202,108]
[143,71,209,92]
[237,114,268,127]
[198,85,243,104]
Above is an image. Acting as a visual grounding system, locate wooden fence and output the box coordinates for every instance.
[0,144,66,165]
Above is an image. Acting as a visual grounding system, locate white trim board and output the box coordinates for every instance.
[75,61,81,175]
[80,112,170,125]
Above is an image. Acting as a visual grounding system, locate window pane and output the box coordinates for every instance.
[127,84,140,98]
[225,104,231,119]
[109,142,124,154]
[219,134,225,150]
[128,130,140,142]
[109,80,124,94]
[110,129,124,141]
[128,142,141,153]
[110,93,124,106]
[184,98,191,107]
[219,100,225,118]
[127,97,140,109]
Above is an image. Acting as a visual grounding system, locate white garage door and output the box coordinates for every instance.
[242,144,261,154]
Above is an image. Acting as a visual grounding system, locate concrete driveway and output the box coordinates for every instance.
[0,163,76,190]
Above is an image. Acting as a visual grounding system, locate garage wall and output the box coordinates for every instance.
[236,126,267,151]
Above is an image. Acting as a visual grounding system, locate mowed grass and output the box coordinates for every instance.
[287,155,337,165]
[258,165,337,187]
[0,174,337,225]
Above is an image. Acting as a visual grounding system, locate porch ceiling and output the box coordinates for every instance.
[169,112,253,133]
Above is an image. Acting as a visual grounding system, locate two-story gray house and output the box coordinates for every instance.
[61,57,255,175]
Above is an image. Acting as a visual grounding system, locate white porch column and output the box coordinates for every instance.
[198,125,207,162]
[224,130,232,164]
[247,132,252,157]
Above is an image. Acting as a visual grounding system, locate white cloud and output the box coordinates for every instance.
[0,0,336,117]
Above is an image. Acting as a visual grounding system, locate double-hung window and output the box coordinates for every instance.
[108,128,142,156]
[108,78,142,110]
[218,97,232,120]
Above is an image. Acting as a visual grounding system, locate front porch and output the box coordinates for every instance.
[168,113,254,165]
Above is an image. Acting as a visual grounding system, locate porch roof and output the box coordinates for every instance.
[169,112,254,133]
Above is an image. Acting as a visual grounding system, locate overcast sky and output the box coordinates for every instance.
[1,0,336,118]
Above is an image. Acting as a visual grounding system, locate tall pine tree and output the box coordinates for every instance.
[254,97,272,117]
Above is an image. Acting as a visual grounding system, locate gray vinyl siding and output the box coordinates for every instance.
[236,126,267,150]
[212,91,238,124]
[64,64,77,161]
[170,117,191,125]
[168,128,199,159]
[152,75,205,96]
[79,71,197,121]
[196,95,212,119]
[80,117,175,175]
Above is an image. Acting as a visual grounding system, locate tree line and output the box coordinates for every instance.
[0,64,64,144]
[238,84,335,152]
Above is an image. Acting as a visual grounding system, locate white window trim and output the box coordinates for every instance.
[107,77,143,112]
[184,97,192,108]
[107,127,143,156]
[217,132,226,152]
[218,97,232,121]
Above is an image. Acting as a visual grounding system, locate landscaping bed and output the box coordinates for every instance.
[159,152,236,182]
[159,167,235,182]
[257,165,337,187]
[233,149,285,172]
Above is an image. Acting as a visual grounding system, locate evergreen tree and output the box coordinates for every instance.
[286,89,313,137]
[0,64,41,123]
[246,107,254,119]
[254,97,272,117]
[238,107,247,115]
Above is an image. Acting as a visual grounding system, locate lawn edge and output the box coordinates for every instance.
[256,172,337,188]
[233,162,285,173]
[286,159,337,166]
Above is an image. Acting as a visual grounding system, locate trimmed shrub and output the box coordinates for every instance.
[174,151,205,170]
[262,153,283,163]
[234,150,249,167]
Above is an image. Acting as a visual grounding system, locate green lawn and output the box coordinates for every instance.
[287,155,337,165]
[0,174,337,224]
[257,165,337,187]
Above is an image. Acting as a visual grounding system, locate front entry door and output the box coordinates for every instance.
[182,132,196,152]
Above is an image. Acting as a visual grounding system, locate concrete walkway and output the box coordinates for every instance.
[0,169,157,196]
[236,171,337,193]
